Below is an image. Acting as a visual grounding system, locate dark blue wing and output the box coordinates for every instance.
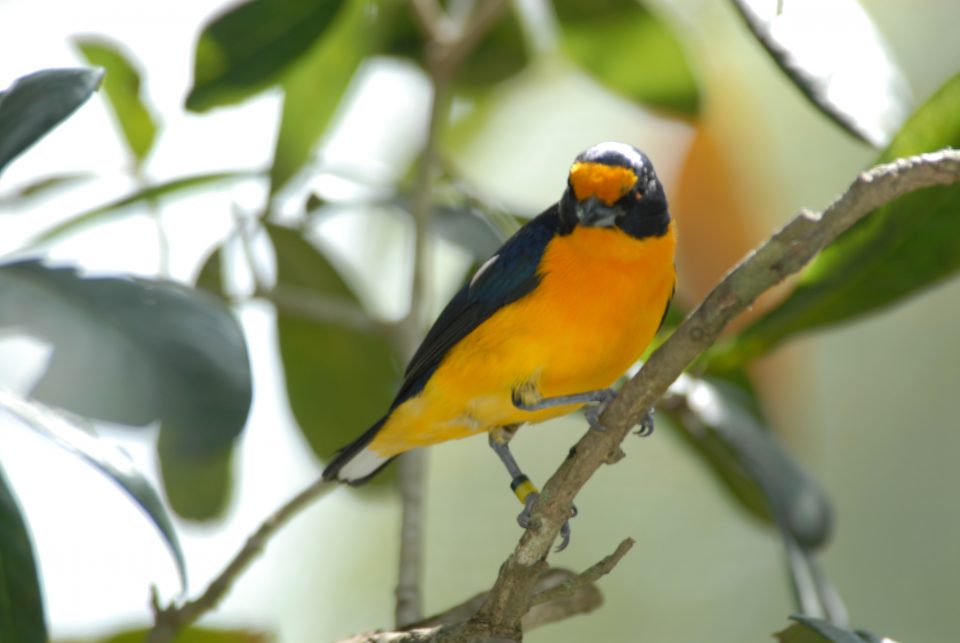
[392,205,560,407]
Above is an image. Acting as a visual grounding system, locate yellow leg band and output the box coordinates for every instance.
[511,475,539,504]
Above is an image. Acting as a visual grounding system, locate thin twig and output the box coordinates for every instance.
[395,448,428,627]
[469,150,960,639]
[147,477,335,642]
[391,25,447,634]
[393,0,513,627]
[529,538,634,607]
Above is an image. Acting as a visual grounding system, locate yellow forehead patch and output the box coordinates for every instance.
[569,162,637,206]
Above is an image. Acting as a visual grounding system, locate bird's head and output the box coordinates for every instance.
[558,142,670,239]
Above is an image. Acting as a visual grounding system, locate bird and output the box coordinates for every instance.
[323,142,677,549]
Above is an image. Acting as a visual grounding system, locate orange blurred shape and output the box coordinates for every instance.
[671,122,786,332]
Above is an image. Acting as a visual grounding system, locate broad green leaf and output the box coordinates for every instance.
[158,434,234,522]
[186,0,346,112]
[267,224,398,471]
[664,377,832,550]
[30,171,256,246]
[553,0,699,115]
[0,461,46,643]
[0,390,185,588]
[74,37,158,166]
[270,0,379,194]
[0,68,103,176]
[62,625,270,643]
[0,260,252,520]
[732,0,911,147]
[712,73,960,370]
[775,615,880,643]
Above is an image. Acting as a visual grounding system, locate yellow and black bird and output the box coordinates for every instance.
[323,142,676,548]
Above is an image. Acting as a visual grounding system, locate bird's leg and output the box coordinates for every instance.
[488,425,576,552]
[513,387,618,432]
[512,387,616,412]
[513,386,657,435]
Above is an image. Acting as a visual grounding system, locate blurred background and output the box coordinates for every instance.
[1,0,959,641]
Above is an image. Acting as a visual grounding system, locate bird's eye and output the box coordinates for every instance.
[634,190,644,201]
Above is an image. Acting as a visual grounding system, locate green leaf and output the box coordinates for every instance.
[0,173,93,207]
[186,0,346,112]
[732,0,910,147]
[158,436,234,522]
[553,0,699,115]
[663,377,832,550]
[270,0,381,194]
[195,243,227,298]
[0,68,103,176]
[430,202,505,260]
[74,37,159,166]
[0,390,185,588]
[381,3,526,89]
[712,73,960,370]
[0,461,46,643]
[30,171,256,246]
[267,223,398,470]
[0,260,252,520]
[457,10,528,88]
[775,615,877,643]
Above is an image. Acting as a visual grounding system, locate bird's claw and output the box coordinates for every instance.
[517,492,577,552]
[635,407,656,437]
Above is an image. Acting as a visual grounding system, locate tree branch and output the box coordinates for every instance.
[147,477,335,642]
[335,539,629,642]
[529,538,633,608]
[468,149,960,639]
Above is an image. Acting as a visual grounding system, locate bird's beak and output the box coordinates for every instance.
[577,197,620,228]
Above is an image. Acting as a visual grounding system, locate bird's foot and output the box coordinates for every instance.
[517,492,578,552]
[584,388,618,432]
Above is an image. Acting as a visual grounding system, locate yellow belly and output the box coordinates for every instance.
[369,222,676,456]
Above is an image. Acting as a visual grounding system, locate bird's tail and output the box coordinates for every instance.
[322,416,395,485]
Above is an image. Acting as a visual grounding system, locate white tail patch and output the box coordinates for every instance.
[335,447,390,483]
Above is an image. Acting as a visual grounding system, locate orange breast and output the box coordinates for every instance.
[369,222,677,456]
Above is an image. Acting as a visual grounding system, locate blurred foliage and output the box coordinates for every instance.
[0,0,957,640]
[61,626,271,643]
[271,0,395,194]
[0,462,46,643]
[775,614,887,643]
[186,0,346,111]
[710,72,960,371]
[0,389,185,587]
[74,37,159,166]
[268,223,399,467]
[0,260,252,520]
[554,0,699,115]
[32,171,256,247]
[732,0,911,147]
[663,377,833,550]
[0,68,103,175]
